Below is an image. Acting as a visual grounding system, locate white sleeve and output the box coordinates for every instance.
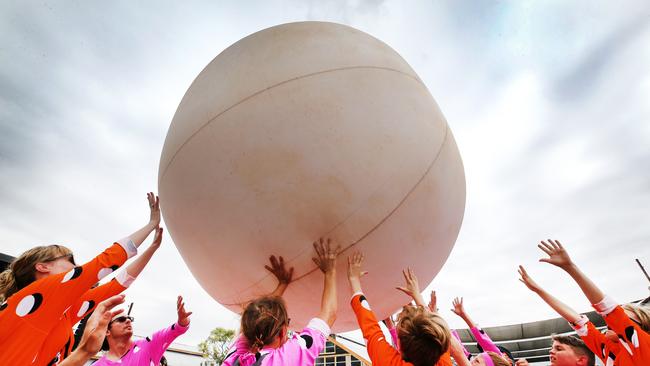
[307,317,331,337]
[116,237,138,259]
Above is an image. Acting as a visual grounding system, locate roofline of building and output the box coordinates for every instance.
[329,335,371,365]
[0,253,15,263]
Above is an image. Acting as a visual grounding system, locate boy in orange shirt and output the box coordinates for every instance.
[347,252,452,366]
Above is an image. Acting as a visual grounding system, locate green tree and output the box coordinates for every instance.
[199,327,236,365]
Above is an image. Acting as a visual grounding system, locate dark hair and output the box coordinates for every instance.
[241,296,289,353]
[552,334,595,366]
[497,345,514,364]
[397,305,450,366]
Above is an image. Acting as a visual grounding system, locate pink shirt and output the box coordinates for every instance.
[93,322,189,366]
[223,318,330,366]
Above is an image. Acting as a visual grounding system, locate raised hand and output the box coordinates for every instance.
[427,290,439,313]
[451,297,465,317]
[147,192,161,228]
[265,255,294,285]
[177,295,193,327]
[83,295,125,350]
[151,227,163,249]
[538,239,573,269]
[126,192,163,249]
[518,265,542,293]
[315,238,339,327]
[60,295,126,366]
[395,268,420,299]
[347,252,366,294]
[312,238,339,274]
[347,252,367,280]
[538,239,605,306]
[395,268,425,307]
[451,296,478,329]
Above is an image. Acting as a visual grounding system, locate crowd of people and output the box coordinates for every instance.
[0,193,648,366]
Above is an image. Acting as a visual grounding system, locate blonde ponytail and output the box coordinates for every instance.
[0,269,18,303]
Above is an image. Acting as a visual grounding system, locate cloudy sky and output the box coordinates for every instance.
[1,0,649,355]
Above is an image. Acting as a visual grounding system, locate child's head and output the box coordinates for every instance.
[241,296,290,352]
[550,335,594,366]
[396,305,450,366]
[470,351,511,366]
[622,303,650,333]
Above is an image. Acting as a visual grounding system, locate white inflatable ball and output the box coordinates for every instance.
[158,21,465,332]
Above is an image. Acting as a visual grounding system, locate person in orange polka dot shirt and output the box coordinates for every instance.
[0,193,163,365]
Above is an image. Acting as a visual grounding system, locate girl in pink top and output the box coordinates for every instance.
[223,238,339,366]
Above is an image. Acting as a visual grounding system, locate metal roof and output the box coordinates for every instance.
[455,310,608,363]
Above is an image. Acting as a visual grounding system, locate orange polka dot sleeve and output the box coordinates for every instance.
[602,305,650,365]
[351,292,413,366]
[572,317,621,366]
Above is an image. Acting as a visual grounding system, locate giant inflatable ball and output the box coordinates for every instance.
[159,21,465,332]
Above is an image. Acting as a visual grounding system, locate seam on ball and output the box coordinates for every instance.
[160,66,423,179]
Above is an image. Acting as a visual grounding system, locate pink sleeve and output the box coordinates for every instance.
[389,327,399,349]
[221,335,249,366]
[148,322,189,361]
[470,326,501,355]
[452,330,471,358]
[273,318,329,364]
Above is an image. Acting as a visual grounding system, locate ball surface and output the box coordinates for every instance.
[159,21,465,332]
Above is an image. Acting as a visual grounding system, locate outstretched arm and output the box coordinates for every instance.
[148,296,192,362]
[348,252,408,366]
[519,265,620,364]
[518,265,583,323]
[427,290,439,314]
[382,315,399,349]
[538,240,650,362]
[451,297,476,328]
[449,335,471,366]
[125,227,163,279]
[451,296,501,355]
[68,228,163,326]
[124,192,161,249]
[537,239,605,304]
[177,295,193,327]
[347,252,367,295]
[313,238,339,327]
[266,255,294,297]
[395,268,426,307]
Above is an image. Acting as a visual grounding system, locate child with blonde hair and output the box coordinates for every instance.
[347,252,452,366]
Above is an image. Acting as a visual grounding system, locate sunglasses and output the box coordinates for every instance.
[111,316,134,324]
[47,253,76,266]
